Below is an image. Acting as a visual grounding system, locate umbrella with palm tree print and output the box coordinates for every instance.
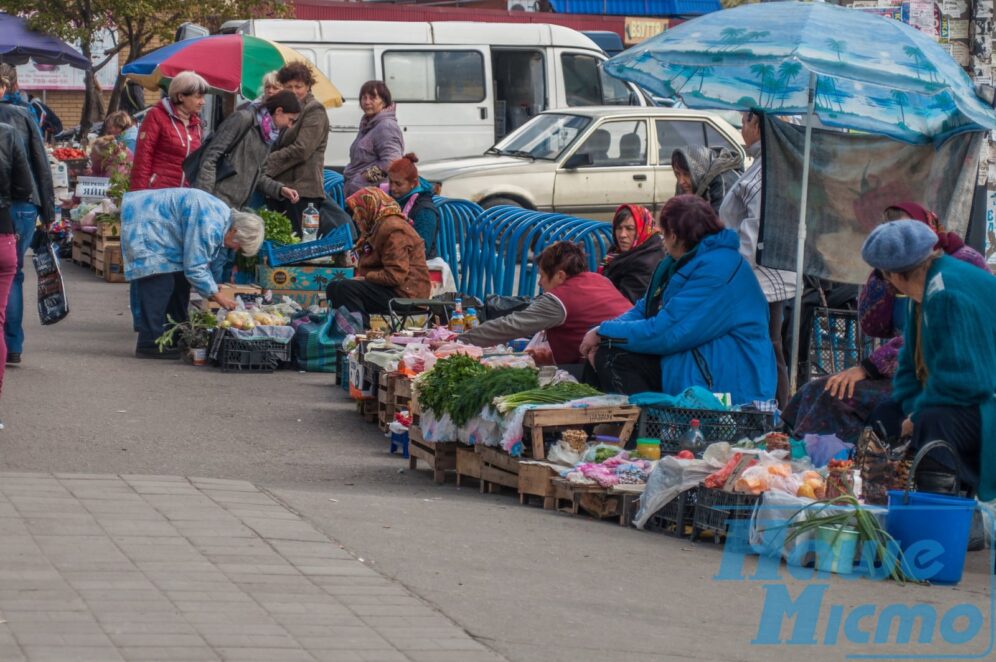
[604,1,996,391]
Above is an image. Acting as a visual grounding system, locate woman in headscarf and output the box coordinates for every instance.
[325,187,430,325]
[598,204,667,303]
[671,145,743,213]
[781,201,990,444]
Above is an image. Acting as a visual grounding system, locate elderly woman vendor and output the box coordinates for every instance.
[863,220,996,500]
[121,188,264,359]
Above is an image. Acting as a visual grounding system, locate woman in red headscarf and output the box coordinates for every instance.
[598,204,667,303]
[782,201,990,445]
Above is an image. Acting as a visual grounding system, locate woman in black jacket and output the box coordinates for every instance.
[598,204,667,303]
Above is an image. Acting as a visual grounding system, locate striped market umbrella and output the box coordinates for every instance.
[122,34,343,108]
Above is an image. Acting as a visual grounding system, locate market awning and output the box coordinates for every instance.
[546,0,721,16]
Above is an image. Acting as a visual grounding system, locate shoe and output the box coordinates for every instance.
[135,348,181,360]
[6,352,20,364]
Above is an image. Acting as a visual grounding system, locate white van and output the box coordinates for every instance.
[240,20,647,167]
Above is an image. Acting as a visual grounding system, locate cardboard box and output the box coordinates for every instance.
[257,264,353,292]
[191,284,264,311]
[95,243,126,283]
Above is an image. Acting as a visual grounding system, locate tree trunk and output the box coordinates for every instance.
[107,75,127,114]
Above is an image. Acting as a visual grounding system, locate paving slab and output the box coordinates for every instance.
[0,473,503,662]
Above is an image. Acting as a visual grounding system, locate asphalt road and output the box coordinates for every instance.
[2,261,993,662]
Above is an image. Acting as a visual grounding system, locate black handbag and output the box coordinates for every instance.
[182,115,253,186]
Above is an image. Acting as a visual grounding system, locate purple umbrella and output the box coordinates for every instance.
[0,13,89,69]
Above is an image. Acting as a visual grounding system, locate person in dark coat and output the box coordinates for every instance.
[343,80,404,196]
[264,63,330,235]
[598,204,666,303]
[0,72,55,366]
[671,145,743,214]
[387,153,439,259]
[193,91,301,210]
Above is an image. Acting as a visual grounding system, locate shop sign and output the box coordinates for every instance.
[623,17,669,46]
[16,29,118,92]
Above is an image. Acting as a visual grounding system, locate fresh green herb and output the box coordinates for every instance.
[448,367,539,426]
[237,207,299,271]
[494,382,602,414]
[415,354,487,417]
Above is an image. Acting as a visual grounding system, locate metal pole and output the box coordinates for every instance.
[788,71,816,395]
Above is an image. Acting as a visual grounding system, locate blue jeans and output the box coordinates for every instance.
[4,202,38,354]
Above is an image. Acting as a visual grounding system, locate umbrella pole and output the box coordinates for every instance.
[788,72,817,396]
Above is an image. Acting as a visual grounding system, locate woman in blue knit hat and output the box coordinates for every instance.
[863,220,996,501]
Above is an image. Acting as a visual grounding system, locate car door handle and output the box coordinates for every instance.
[633,174,647,181]
[479,107,488,120]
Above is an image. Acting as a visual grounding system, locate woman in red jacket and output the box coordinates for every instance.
[129,71,208,191]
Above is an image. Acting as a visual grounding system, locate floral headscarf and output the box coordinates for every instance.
[886,201,965,255]
[598,204,656,273]
[347,187,404,237]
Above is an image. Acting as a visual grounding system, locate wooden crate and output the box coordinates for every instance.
[96,221,121,240]
[71,232,95,267]
[552,478,609,516]
[455,446,482,487]
[408,424,458,484]
[522,405,641,460]
[477,445,519,494]
[518,462,559,510]
[357,398,378,424]
[377,371,397,432]
[93,240,125,283]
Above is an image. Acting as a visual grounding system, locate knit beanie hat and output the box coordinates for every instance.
[861,220,938,273]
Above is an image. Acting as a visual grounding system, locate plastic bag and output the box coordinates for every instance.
[420,410,458,443]
[33,234,69,325]
[633,444,734,529]
[547,440,583,467]
[581,443,624,464]
[804,433,854,468]
[525,331,554,366]
[401,343,436,376]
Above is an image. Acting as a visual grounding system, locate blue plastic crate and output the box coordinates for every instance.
[263,224,353,267]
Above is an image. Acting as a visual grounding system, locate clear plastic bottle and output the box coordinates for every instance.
[679,419,706,455]
[301,203,320,242]
[464,307,479,329]
[449,311,465,334]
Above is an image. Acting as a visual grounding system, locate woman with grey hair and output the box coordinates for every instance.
[121,188,265,359]
[130,71,209,190]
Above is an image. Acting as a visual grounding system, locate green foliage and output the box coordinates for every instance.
[155,311,217,351]
[236,207,298,271]
[415,354,487,418]
[448,367,539,426]
[494,382,602,414]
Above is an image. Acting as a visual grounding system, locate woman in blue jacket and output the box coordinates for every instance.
[580,194,776,405]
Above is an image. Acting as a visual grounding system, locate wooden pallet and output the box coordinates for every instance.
[71,232,95,267]
[455,446,482,487]
[551,478,609,516]
[518,462,559,510]
[522,405,641,460]
[477,445,519,494]
[408,424,458,484]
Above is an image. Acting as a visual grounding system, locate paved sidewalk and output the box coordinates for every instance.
[0,473,504,662]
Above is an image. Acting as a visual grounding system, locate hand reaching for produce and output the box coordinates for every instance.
[281,187,300,204]
[211,292,237,311]
[824,365,866,400]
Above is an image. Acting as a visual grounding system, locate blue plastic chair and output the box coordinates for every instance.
[323,169,345,209]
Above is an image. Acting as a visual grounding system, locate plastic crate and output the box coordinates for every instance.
[803,308,877,381]
[691,486,760,544]
[262,224,353,267]
[211,329,290,373]
[646,487,697,537]
[335,348,349,390]
[637,406,774,455]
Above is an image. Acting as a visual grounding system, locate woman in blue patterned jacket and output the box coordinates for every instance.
[121,188,264,359]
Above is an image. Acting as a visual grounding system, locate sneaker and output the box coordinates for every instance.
[135,348,181,360]
[6,352,20,364]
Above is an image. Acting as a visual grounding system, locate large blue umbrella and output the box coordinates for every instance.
[0,13,89,69]
[605,1,996,144]
[604,1,996,391]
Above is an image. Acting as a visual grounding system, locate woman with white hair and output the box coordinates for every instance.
[121,188,264,359]
[130,71,208,190]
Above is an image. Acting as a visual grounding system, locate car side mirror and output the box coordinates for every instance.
[564,152,592,170]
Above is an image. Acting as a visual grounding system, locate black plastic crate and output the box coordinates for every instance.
[637,406,774,455]
[646,487,697,537]
[803,308,878,382]
[212,330,291,373]
[691,485,760,544]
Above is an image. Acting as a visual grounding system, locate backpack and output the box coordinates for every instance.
[29,98,62,137]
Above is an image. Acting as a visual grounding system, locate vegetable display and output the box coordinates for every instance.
[238,208,298,271]
[53,147,86,161]
[415,354,487,417]
[448,367,538,426]
[494,382,601,414]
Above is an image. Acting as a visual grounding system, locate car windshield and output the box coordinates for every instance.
[489,113,591,160]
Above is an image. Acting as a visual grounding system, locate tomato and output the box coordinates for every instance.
[676,450,694,460]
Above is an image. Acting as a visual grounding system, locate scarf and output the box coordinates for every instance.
[254,104,281,145]
[889,201,965,255]
[599,204,656,273]
[347,187,404,252]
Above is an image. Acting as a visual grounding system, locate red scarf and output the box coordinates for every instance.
[599,204,656,273]
[888,201,965,255]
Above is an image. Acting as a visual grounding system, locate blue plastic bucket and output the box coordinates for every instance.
[886,490,976,584]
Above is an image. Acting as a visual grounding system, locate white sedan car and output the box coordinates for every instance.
[418,107,745,220]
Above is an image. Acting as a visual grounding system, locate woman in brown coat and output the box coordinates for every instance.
[327,187,430,324]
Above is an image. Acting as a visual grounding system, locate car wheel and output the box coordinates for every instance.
[481,196,524,210]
